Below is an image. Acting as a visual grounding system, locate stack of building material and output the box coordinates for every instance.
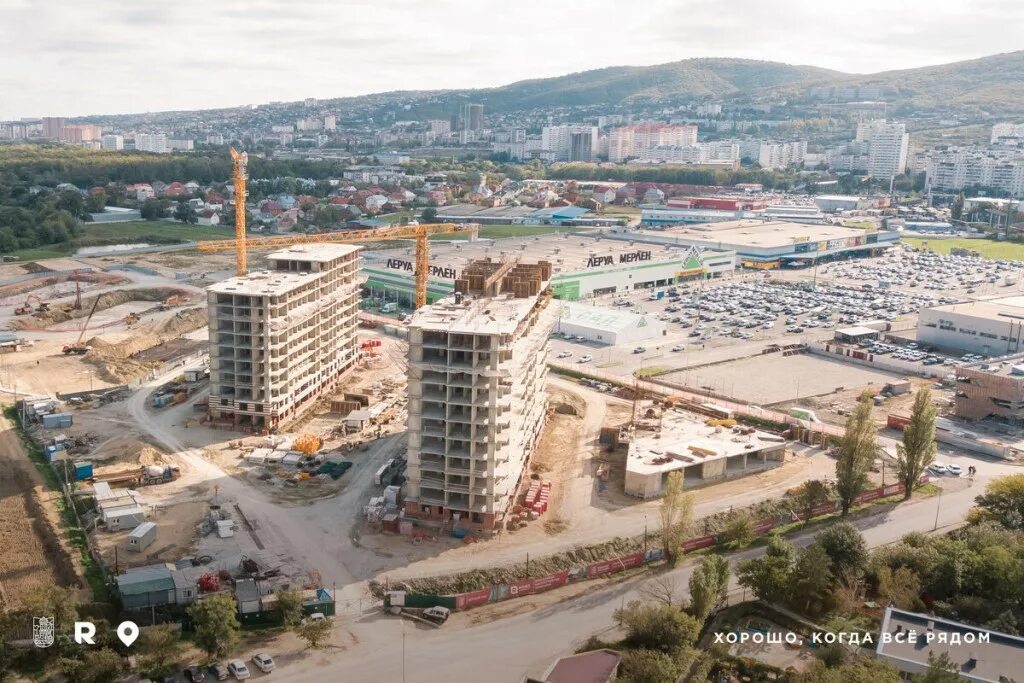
[532,482,552,514]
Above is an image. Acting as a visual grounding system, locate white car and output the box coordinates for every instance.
[577,354,593,363]
[556,350,572,359]
[928,463,948,475]
[946,464,962,476]
[633,347,647,354]
[251,653,274,673]
[671,345,685,352]
[227,661,250,680]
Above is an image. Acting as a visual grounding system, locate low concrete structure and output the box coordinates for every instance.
[876,607,1024,682]
[624,412,786,498]
[556,302,667,345]
[954,352,1024,424]
[918,295,1024,356]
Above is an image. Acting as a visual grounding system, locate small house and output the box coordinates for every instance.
[235,578,261,614]
[115,564,175,609]
[126,521,157,553]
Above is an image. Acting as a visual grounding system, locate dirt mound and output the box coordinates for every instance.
[81,307,208,383]
[27,286,190,326]
[91,437,171,471]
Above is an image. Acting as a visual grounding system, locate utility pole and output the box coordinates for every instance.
[933,486,943,531]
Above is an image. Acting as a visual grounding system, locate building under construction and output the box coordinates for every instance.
[207,244,361,431]
[404,259,558,531]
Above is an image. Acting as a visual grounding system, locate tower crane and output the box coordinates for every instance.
[196,221,479,309]
[229,147,249,277]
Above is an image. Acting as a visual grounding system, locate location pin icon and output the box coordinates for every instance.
[117,621,139,648]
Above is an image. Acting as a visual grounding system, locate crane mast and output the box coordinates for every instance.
[230,147,248,276]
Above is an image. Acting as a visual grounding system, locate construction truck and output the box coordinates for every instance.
[14,295,48,315]
[89,465,181,487]
[159,294,186,311]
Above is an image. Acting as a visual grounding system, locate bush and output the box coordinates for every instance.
[618,649,680,683]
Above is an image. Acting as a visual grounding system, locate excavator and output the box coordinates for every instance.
[13,294,49,316]
[62,297,101,355]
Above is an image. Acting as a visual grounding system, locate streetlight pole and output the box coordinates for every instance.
[933,486,943,531]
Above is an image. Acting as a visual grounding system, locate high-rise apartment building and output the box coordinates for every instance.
[135,133,168,154]
[429,119,451,136]
[404,260,557,532]
[207,244,361,431]
[42,117,65,140]
[924,149,1024,198]
[856,120,909,179]
[608,123,698,162]
[541,125,599,161]
[323,115,336,131]
[101,134,124,150]
[461,103,484,132]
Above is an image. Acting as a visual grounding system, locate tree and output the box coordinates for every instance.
[789,543,834,616]
[973,473,1024,530]
[737,535,794,604]
[951,192,965,221]
[659,471,694,566]
[613,601,701,654]
[876,566,921,610]
[293,433,322,457]
[815,523,867,578]
[86,188,107,213]
[618,649,680,683]
[720,512,755,547]
[836,391,877,516]
[140,198,166,220]
[188,592,240,659]
[896,389,937,500]
[60,647,124,683]
[23,584,78,640]
[296,617,333,649]
[136,624,185,678]
[421,206,438,223]
[794,479,833,524]
[639,575,680,607]
[914,652,961,683]
[173,201,198,224]
[688,555,730,622]
[797,658,902,683]
[277,587,304,628]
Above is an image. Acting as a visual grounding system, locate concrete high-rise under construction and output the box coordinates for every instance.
[404,260,557,532]
[207,244,361,431]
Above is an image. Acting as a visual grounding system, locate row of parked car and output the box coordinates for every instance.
[830,246,1019,292]
[182,652,275,681]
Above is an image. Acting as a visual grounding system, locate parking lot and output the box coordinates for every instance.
[660,352,903,405]
[827,247,1020,293]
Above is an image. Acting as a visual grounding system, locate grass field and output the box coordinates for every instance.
[11,220,234,260]
[902,236,1024,260]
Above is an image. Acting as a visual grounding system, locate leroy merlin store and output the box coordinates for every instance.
[360,234,737,304]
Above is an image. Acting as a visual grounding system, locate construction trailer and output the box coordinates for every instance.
[126,521,157,552]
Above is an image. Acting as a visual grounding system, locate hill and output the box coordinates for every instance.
[467,58,842,111]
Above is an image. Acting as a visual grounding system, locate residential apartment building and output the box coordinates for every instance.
[856,120,909,178]
[608,123,698,162]
[135,133,168,154]
[207,244,361,431]
[751,141,807,169]
[541,125,599,161]
[991,122,1024,145]
[101,134,124,150]
[924,148,1024,198]
[404,260,557,532]
[60,124,102,144]
[460,103,484,132]
[42,117,65,140]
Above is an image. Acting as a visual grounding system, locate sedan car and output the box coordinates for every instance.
[671,344,685,352]
[555,350,572,359]
[227,661,250,680]
[207,664,230,681]
[928,463,949,475]
[946,464,962,476]
[577,354,593,363]
[251,653,274,674]
[184,667,206,683]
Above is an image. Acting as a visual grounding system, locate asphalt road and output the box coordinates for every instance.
[281,465,1011,683]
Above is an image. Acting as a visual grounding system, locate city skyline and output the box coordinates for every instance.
[2,0,1023,119]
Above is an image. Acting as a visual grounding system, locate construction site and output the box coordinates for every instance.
[0,147,865,650]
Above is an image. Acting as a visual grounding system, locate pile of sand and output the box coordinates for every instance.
[82,307,208,383]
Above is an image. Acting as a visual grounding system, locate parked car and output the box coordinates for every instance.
[227,660,250,680]
[946,464,962,476]
[671,345,685,352]
[207,664,230,681]
[928,463,949,475]
[184,667,206,683]
[555,350,572,359]
[577,354,593,363]
[633,346,647,354]
[251,653,274,674]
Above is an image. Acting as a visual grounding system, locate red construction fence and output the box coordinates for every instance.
[448,479,921,611]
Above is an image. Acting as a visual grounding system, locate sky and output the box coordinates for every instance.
[1,0,1023,119]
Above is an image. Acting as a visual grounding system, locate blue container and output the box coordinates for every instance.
[44,445,58,462]
[74,461,94,480]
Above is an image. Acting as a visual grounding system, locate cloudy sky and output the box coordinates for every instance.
[2,0,1022,119]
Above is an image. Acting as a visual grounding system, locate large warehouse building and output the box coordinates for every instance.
[556,302,667,345]
[612,219,898,268]
[918,296,1024,356]
[362,233,736,304]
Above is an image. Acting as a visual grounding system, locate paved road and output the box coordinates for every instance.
[283,471,1002,683]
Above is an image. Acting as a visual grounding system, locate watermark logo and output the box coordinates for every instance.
[33,616,55,648]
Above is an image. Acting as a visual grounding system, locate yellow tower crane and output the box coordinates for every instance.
[229,147,249,276]
[196,221,478,308]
